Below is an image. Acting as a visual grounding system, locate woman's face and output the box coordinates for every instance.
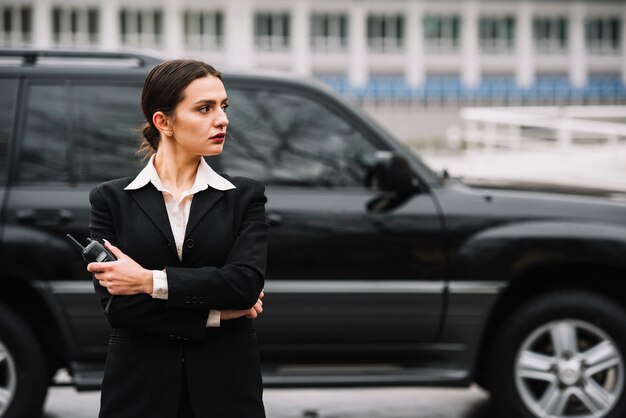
[169,75,229,157]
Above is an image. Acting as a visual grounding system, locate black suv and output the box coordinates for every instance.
[2,49,626,418]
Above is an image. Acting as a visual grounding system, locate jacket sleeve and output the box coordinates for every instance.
[165,181,268,310]
[89,185,209,341]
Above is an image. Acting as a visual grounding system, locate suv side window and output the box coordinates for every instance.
[71,83,144,183]
[18,84,69,184]
[223,87,382,187]
[0,79,18,186]
[17,82,144,185]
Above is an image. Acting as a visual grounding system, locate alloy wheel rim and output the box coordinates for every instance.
[0,340,17,415]
[515,319,624,418]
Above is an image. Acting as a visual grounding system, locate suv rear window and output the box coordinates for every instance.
[17,81,144,185]
[71,84,144,183]
[0,78,18,186]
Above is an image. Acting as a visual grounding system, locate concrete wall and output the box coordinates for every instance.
[359,103,462,147]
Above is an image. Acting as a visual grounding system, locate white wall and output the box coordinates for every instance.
[12,0,623,88]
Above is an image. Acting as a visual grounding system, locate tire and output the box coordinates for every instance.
[0,304,48,418]
[488,291,626,418]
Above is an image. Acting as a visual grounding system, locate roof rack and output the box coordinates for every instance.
[0,49,163,68]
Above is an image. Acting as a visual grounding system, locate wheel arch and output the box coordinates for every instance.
[473,262,626,390]
[0,275,76,375]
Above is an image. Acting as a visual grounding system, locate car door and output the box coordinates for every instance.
[220,81,446,365]
[4,76,144,358]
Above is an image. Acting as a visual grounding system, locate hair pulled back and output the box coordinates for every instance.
[138,59,222,158]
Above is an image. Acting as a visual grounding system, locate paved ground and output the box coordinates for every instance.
[43,386,496,418]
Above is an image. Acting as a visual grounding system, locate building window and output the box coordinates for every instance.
[479,16,515,54]
[255,12,290,52]
[52,7,99,47]
[119,8,163,49]
[423,15,460,53]
[0,5,32,47]
[586,17,621,54]
[534,17,568,54]
[367,14,404,53]
[184,10,223,51]
[311,13,347,53]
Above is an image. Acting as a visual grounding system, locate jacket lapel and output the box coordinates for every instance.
[185,188,224,238]
[131,184,178,257]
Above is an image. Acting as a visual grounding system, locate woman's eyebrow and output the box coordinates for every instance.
[193,97,228,105]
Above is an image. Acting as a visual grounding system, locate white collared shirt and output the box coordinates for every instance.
[125,155,236,327]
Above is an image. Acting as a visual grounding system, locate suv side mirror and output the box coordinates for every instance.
[363,151,421,213]
[365,151,420,195]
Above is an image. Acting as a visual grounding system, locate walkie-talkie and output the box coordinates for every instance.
[66,234,117,314]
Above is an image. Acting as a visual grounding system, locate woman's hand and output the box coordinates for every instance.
[87,240,153,296]
[87,240,265,317]
[222,290,264,320]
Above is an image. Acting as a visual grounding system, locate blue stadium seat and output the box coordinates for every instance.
[316,73,626,105]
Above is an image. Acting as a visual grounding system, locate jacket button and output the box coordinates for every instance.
[185,239,195,249]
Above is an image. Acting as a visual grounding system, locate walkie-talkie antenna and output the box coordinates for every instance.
[66,234,86,251]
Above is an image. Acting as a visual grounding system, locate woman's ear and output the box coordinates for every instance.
[153,111,173,137]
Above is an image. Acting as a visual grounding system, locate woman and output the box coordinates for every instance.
[86,59,268,418]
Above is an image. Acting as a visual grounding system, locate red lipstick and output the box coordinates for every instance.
[210,133,225,143]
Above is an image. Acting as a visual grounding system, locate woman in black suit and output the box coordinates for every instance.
[87,60,268,418]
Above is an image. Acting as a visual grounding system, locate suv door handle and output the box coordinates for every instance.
[266,212,283,226]
[16,209,74,226]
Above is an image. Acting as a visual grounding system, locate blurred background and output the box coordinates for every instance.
[2,0,625,190]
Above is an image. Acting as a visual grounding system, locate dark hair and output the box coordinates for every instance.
[137,59,222,158]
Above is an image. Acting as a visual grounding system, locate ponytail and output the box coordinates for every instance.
[136,123,160,161]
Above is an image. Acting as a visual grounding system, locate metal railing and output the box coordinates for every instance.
[428,105,626,191]
[459,106,626,151]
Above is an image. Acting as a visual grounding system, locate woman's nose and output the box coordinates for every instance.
[215,111,228,128]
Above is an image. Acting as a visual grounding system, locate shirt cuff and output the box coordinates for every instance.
[151,270,168,299]
[206,310,221,327]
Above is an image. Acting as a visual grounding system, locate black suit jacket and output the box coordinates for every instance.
[89,175,268,418]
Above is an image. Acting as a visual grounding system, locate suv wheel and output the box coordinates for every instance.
[489,291,626,418]
[0,304,48,418]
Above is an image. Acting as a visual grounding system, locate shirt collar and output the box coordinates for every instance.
[124,155,235,192]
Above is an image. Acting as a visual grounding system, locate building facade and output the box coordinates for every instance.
[1,0,625,104]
